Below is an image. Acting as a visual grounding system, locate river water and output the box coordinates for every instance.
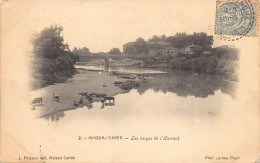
[46,66,236,122]
[12,66,243,162]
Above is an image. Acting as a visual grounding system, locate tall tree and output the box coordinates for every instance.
[32,25,66,59]
[134,37,147,54]
[31,25,75,88]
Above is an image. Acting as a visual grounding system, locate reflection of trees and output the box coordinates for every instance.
[44,112,65,122]
[137,70,236,98]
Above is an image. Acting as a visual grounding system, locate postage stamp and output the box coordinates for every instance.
[215,0,258,37]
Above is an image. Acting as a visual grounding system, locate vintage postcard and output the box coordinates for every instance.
[1,0,259,162]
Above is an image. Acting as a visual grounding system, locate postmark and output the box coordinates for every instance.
[215,0,258,37]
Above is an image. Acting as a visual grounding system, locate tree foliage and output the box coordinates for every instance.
[124,32,213,55]
[109,48,121,54]
[148,34,167,42]
[133,37,147,54]
[31,25,76,88]
[32,25,68,59]
[72,47,90,56]
[148,35,160,42]
[166,32,213,50]
[124,46,135,54]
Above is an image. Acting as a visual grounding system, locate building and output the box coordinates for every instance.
[184,44,202,55]
[149,49,160,56]
[156,41,171,47]
[149,46,180,57]
[161,46,180,57]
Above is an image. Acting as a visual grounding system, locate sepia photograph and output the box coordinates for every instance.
[1,0,259,162]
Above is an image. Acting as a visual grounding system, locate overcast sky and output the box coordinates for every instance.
[2,0,229,53]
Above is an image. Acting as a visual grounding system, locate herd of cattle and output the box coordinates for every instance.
[31,92,115,109]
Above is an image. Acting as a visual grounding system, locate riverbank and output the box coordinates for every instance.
[143,56,239,81]
[30,69,147,118]
[77,54,239,81]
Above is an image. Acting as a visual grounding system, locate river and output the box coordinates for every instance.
[45,66,236,122]
[15,66,241,162]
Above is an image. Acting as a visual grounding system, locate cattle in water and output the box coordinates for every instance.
[31,97,43,106]
[53,93,59,102]
[78,98,83,104]
[104,97,115,106]
[73,101,78,106]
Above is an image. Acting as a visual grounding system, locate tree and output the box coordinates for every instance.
[32,25,66,59]
[159,34,167,41]
[124,46,135,54]
[82,47,90,55]
[72,47,79,54]
[148,35,160,42]
[31,25,75,88]
[166,32,213,50]
[134,37,147,54]
[73,47,90,55]
[109,48,121,54]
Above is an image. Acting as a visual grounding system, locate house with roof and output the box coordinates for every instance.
[156,41,171,47]
[148,41,178,56]
[149,46,180,57]
[184,44,202,55]
[161,46,180,56]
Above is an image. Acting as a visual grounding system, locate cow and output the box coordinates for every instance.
[104,97,115,103]
[78,98,83,104]
[53,93,59,102]
[103,97,115,106]
[73,101,78,106]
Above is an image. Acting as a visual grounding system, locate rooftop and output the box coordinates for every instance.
[164,46,179,50]
[157,41,171,46]
[186,44,202,48]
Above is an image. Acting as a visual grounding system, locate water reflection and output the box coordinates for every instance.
[43,96,117,121]
[42,69,236,122]
[137,70,236,98]
[44,112,65,122]
[76,66,236,98]
[74,95,116,109]
[102,97,115,107]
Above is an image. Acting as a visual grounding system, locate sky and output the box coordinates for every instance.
[2,0,229,53]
